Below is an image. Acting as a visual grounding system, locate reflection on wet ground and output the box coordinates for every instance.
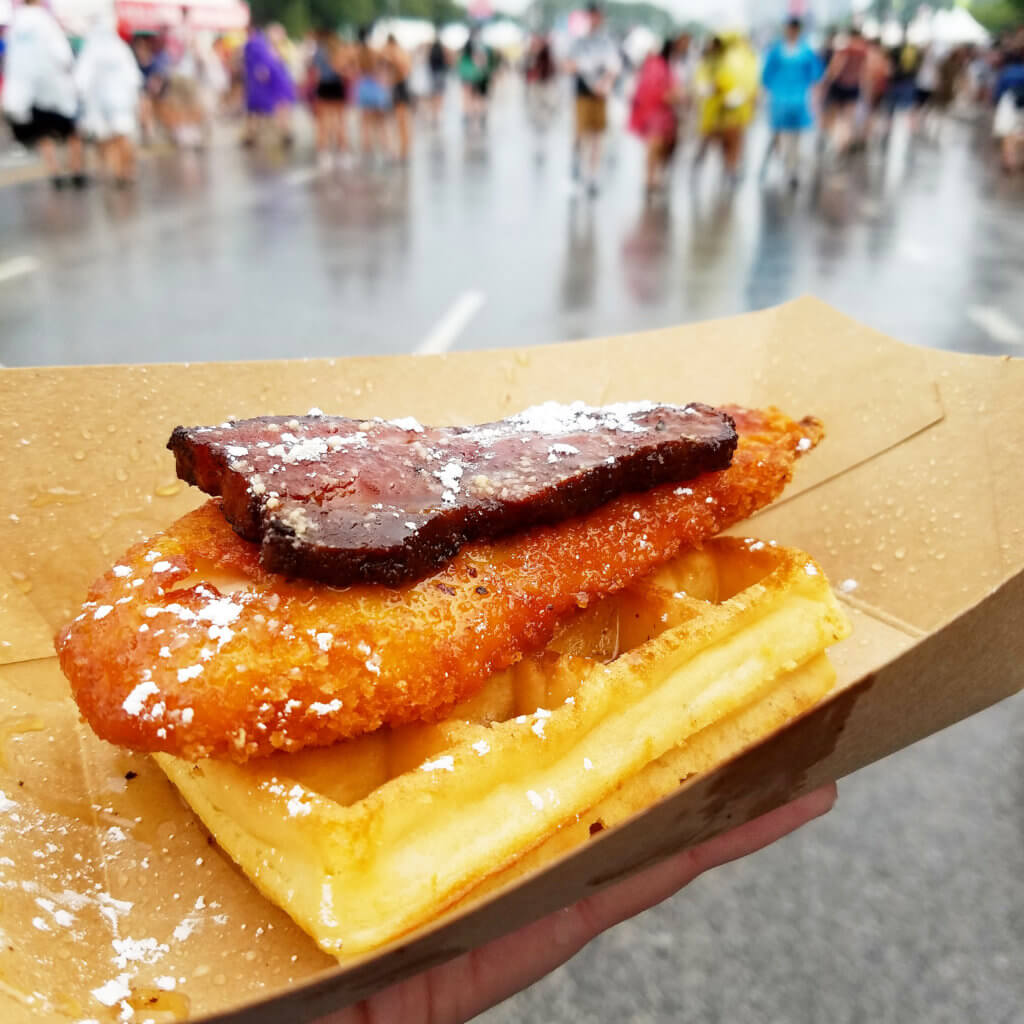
[0,79,1022,367]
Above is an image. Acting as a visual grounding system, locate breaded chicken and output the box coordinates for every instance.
[57,406,821,762]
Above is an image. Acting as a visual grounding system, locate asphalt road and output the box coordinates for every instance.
[0,77,1021,1024]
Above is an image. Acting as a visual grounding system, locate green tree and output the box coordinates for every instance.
[971,0,1024,32]
[868,0,954,21]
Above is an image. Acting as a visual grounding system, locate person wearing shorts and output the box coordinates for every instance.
[628,36,683,195]
[912,45,941,137]
[457,29,496,133]
[884,40,921,118]
[993,47,1024,173]
[821,27,869,156]
[426,34,448,125]
[75,16,143,185]
[241,24,296,148]
[566,2,621,195]
[354,30,392,159]
[761,18,823,187]
[382,34,412,161]
[2,0,86,189]
[310,30,349,168]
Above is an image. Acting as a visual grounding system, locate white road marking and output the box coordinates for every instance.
[967,305,1024,347]
[415,291,486,356]
[0,256,39,284]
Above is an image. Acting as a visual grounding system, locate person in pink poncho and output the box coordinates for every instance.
[629,36,686,197]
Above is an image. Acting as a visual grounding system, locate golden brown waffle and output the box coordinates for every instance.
[157,537,850,959]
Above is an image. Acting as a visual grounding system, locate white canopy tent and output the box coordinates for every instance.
[622,24,659,66]
[931,7,990,46]
[907,6,990,49]
[481,18,524,53]
[369,17,436,50]
[34,0,248,35]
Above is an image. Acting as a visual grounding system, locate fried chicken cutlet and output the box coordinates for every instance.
[57,406,822,763]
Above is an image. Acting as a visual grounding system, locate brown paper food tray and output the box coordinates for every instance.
[0,298,1020,1023]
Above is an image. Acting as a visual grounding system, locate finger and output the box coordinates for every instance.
[577,782,838,932]
[336,783,836,1024]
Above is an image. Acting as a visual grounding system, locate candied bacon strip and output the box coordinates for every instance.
[58,406,822,763]
[167,402,738,586]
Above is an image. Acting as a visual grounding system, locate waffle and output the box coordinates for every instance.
[156,537,850,959]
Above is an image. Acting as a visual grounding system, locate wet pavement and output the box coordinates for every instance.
[1,79,1023,365]
[1,78,1022,1024]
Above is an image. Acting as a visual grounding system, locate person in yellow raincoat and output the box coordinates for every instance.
[694,32,759,181]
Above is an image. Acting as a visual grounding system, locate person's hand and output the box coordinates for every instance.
[318,784,837,1024]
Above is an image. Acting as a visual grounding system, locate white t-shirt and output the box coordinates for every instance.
[2,5,78,121]
[916,50,940,92]
[570,31,621,97]
[75,28,143,115]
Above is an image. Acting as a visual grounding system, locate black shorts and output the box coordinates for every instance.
[393,79,411,106]
[826,82,860,108]
[315,80,347,103]
[6,107,76,147]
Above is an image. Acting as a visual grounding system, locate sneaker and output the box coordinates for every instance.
[70,173,89,190]
[50,175,69,191]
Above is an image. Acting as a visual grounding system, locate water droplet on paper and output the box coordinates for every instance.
[155,481,184,498]
[115,468,128,482]
[0,714,45,767]
[30,486,83,508]
[72,451,86,462]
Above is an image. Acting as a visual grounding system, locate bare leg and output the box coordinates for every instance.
[362,108,376,156]
[139,95,154,145]
[277,105,294,147]
[761,132,779,178]
[781,132,800,182]
[242,114,257,146]
[645,137,660,191]
[1001,135,1019,173]
[119,136,136,181]
[693,132,711,166]
[722,126,743,176]
[37,138,60,178]
[586,132,603,179]
[395,103,411,161]
[334,104,349,155]
[314,102,328,154]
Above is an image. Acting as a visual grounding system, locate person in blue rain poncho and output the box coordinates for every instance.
[760,17,823,188]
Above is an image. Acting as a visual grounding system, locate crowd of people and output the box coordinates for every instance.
[1,3,1023,193]
[620,16,1024,197]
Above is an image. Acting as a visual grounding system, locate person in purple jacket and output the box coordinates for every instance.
[242,23,295,148]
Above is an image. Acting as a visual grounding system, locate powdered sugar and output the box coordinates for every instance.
[122,680,159,717]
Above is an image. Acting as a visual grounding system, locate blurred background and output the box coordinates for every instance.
[1,0,1022,1022]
